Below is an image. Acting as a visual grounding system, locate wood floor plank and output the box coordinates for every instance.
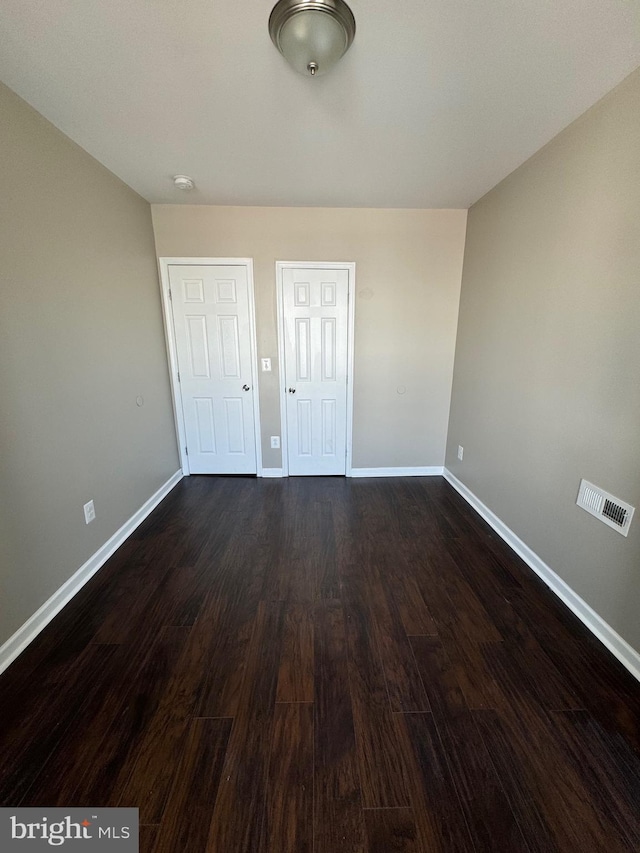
[21,626,192,808]
[276,602,314,702]
[0,536,164,695]
[259,489,314,603]
[371,593,430,712]
[206,600,285,852]
[528,626,640,752]
[313,500,341,600]
[391,478,447,547]
[343,593,412,808]
[152,718,232,853]
[363,808,419,852]
[115,619,219,821]
[409,636,530,851]
[408,558,504,710]
[422,549,503,645]
[432,487,492,542]
[0,643,120,806]
[330,490,359,580]
[389,566,438,637]
[396,712,476,852]
[409,635,468,717]
[357,553,430,713]
[262,702,313,853]
[267,549,316,603]
[193,530,269,717]
[314,600,365,853]
[441,713,532,852]
[481,638,581,714]
[190,594,253,718]
[93,562,207,645]
[475,708,635,852]
[548,710,640,850]
[471,710,558,853]
[139,825,159,853]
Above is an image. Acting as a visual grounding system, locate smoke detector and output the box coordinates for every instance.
[173,175,195,191]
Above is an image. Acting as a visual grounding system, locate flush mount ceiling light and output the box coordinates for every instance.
[269,0,356,77]
[173,175,195,191]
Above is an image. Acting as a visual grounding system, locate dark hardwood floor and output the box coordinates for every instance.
[1,475,639,851]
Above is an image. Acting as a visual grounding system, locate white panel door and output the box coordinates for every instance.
[168,264,257,474]
[282,267,349,475]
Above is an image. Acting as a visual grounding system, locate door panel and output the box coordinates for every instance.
[169,264,257,474]
[282,267,349,476]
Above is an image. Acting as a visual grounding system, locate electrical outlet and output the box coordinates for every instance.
[261,358,272,372]
[457,445,464,461]
[270,435,280,449]
[83,500,96,524]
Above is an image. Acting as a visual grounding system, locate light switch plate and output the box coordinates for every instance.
[261,358,272,372]
[83,500,96,524]
[270,436,280,449]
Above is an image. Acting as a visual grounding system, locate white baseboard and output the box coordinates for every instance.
[443,468,640,683]
[260,466,444,479]
[350,466,444,478]
[0,470,183,677]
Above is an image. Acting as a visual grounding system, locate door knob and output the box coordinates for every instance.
[242,384,250,391]
[288,387,296,394]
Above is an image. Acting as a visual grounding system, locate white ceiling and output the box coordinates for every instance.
[1,1,639,208]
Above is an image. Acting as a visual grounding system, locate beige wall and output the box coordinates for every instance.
[446,69,640,651]
[0,83,179,647]
[152,205,467,470]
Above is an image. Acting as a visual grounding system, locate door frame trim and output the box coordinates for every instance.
[158,257,263,476]
[276,260,356,477]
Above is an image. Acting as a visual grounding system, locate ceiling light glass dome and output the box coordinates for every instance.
[269,0,356,77]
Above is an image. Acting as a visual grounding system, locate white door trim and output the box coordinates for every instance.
[276,260,355,477]
[158,258,263,476]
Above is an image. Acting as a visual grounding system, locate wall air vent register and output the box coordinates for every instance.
[576,479,635,537]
